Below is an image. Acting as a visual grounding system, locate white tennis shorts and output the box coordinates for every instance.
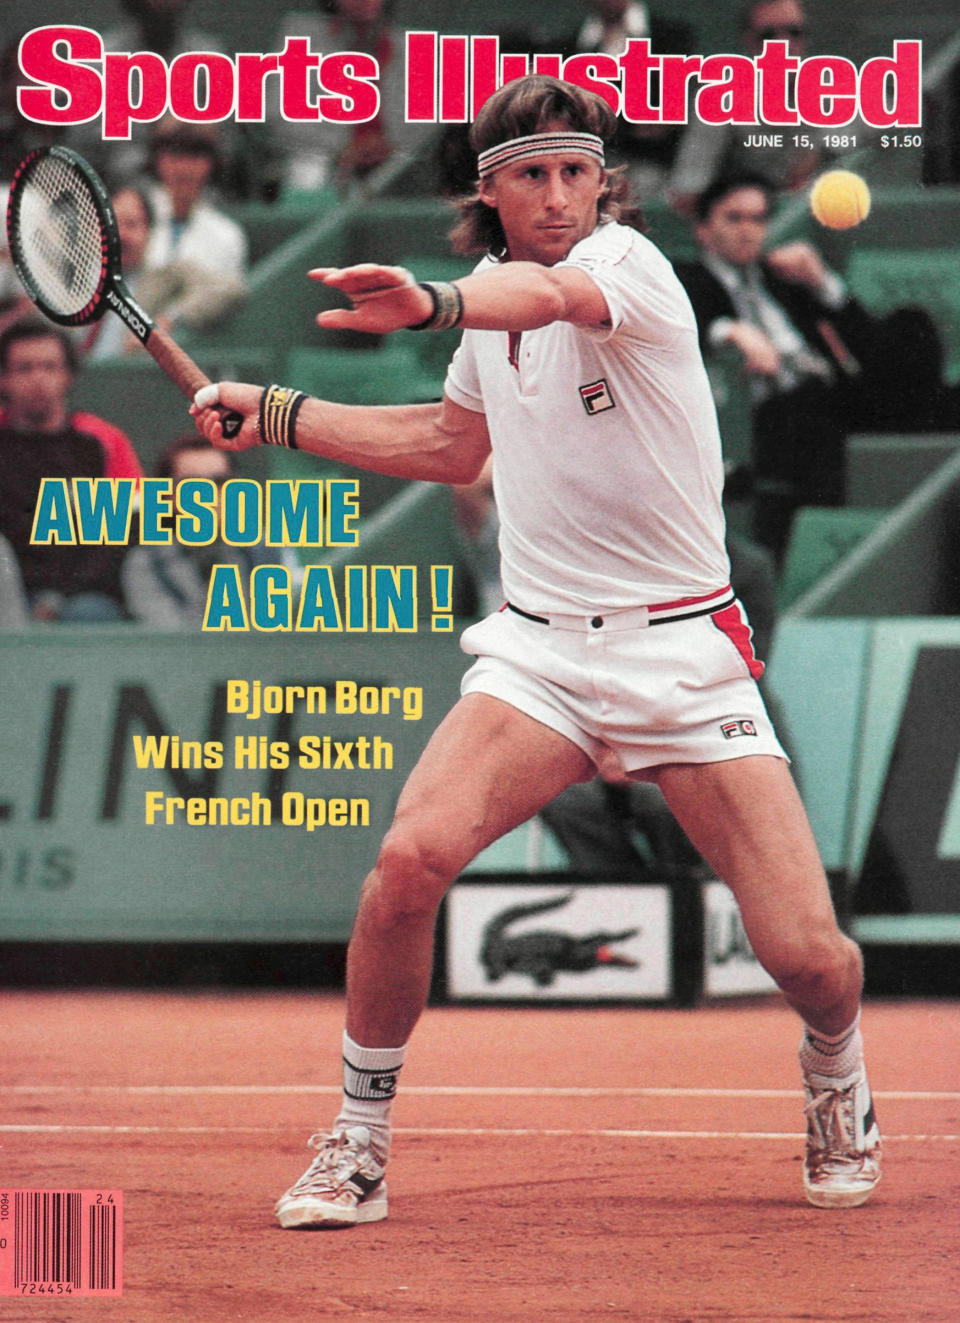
[459,592,787,776]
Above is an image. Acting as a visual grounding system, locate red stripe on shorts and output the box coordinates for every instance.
[649,584,732,614]
[711,602,765,680]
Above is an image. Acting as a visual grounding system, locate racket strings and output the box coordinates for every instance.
[15,155,105,316]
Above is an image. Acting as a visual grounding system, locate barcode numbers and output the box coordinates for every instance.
[0,1189,123,1297]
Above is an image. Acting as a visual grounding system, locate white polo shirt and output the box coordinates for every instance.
[444,220,730,615]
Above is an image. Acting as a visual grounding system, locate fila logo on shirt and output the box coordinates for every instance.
[720,719,758,740]
[578,378,616,415]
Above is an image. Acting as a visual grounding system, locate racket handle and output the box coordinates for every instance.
[145,325,245,440]
[144,324,211,397]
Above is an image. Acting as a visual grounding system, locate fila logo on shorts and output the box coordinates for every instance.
[579,378,616,415]
[720,719,758,739]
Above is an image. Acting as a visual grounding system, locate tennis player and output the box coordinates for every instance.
[192,74,881,1222]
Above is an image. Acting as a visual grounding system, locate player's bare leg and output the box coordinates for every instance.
[275,694,593,1228]
[654,756,858,1030]
[346,692,594,1046]
[655,755,881,1207]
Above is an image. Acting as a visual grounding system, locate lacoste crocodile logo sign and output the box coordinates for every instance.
[480,892,639,987]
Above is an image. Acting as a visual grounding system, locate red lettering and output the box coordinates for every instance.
[471,36,499,119]
[405,31,436,122]
[501,53,531,85]
[858,40,922,128]
[103,51,167,138]
[660,53,703,122]
[317,52,379,123]
[17,25,103,125]
[696,55,756,124]
[618,39,658,121]
[169,52,235,122]
[795,56,857,126]
[562,53,620,114]
[277,36,320,120]
[532,53,563,80]
[16,25,922,136]
[440,36,467,121]
[235,53,279,121]
[756,40,799,125]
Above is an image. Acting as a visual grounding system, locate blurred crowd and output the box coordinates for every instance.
[1,0,959,631]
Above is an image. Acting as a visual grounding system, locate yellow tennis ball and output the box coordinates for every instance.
[810,170,871,230]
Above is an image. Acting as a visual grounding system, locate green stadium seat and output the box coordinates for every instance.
[644,198,699,264]
[703,346,753,470]
[266,344,444,513]
[847,249,960,383]
[234,191,338,266]
[284,343,440,404]
[466,819,571,874]
[72,347,277,473]
[348,199,461,262]
[385,253,474,387]
[778,507,886,611]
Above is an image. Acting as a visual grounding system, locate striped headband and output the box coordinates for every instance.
[477,131,605,179]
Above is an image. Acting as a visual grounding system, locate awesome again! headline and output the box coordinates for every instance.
[18,27,922,140]
[30,476,455,635]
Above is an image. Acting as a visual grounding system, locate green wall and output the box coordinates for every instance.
[0,629,466,940]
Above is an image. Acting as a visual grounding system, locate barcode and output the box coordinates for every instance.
[0,1189,123,1297]
[15,1193,81,1290]
[88,1201,118,1292]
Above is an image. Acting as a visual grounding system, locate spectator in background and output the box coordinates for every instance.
[272,0,432,195]
[0,320,143,622]
[85,185,247,360]
[122,437,300,628]
[553,1,696,200]
[0,39,57,335]
[101,0,224,74]
[0,37,58,185]
[540,774,709,880]
[73,0,229,183]
[675,174,880,563]
[145,121,249,290]
[669,0,822,216]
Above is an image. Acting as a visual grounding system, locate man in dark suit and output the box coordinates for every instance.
[675,174,879,562]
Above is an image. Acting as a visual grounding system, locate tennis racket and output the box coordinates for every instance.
[6,144,243,437]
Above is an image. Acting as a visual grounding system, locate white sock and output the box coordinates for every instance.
[334,1031,407,1161]
[799,1011,863,1082]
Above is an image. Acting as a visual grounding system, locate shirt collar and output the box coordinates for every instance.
[703,251,760,295]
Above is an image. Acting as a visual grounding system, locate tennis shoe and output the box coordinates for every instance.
[802,1065,881,1208]
[275,1126,387,1228]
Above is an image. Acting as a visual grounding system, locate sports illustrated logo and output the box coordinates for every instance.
[579,379,616,416]
[720,719,758,740]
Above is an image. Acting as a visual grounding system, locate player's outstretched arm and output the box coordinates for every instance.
[191,384,491,486]
[311,260,610,334]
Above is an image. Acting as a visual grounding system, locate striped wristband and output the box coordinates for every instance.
[409,281,464,332]
[258,384,306,448]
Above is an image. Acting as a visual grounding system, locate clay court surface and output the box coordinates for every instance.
[2,991,958,1322]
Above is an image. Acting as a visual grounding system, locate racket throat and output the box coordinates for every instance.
[104,285,153,344]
